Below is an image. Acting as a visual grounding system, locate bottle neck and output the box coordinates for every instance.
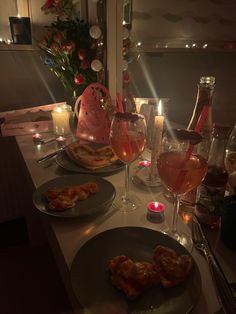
[188,85,214,131]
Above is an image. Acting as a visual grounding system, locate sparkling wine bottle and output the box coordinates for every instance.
[180,77,215,219]
[188,76,215,159]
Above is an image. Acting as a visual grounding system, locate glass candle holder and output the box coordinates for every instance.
[56,136,66,148]
[51,104,72,136]
[33,133,43,144]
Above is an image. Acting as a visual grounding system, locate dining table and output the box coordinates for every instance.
[14,131,236,314]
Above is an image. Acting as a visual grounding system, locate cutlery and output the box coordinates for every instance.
[41,137,56,144]
[37,149,62,164]
[192,217,236,314]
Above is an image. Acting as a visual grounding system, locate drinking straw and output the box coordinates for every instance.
[194,105,209,133]
[174,105,209,192]
[115,93,132,158]
[184,105,209,161]
[116,93,124,113]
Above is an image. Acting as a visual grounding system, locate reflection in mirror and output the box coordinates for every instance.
[131,0,236,51]
[125,0,236,127]
[0,0,29,44]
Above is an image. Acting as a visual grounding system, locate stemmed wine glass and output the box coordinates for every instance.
[109,112,147,212]
[157,129,208,250]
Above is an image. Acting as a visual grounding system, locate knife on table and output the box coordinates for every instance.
[36,149,62,164]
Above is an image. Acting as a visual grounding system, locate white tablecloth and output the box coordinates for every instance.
[16,134,236,314]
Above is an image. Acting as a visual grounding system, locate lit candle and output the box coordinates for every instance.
[51,105,72,136]
[150,100,164,180]
[181,211,193,224]
[139,160,151,167]
[147,201,165,223]
[56,136,66,148]
[33,133,43,144]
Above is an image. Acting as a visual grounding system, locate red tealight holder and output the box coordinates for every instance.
[33,133,43,144]
[147,201,165,223]
[139,160,151,167]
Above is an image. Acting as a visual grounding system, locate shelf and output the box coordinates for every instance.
[130,39,236,54]
[0,44,38,51]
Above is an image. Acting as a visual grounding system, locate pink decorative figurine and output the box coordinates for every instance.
[75,83,115,143]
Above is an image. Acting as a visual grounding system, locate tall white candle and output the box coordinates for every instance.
[150,100,164,179]
[51,105,72,136]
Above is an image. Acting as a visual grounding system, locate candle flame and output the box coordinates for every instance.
[158,99,163,116]
[17,13,21,18]
[154,201,159,207]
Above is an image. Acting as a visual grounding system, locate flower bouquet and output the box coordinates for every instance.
[38,0,99,98]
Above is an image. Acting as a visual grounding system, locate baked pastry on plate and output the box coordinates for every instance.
[66,142,118,170]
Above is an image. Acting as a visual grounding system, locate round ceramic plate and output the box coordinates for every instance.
[70,227,201,313]
[32,174,116,218]
[56,149,125,176]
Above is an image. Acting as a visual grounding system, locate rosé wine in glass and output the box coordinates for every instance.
[110,112,147,212]
[157,129,207,251]
[157,152,208,195]
[110,130,146,163]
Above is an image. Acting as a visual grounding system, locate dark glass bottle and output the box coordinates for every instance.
[195,125,232,228]
[188,76,215,159]
[180,77,215,215]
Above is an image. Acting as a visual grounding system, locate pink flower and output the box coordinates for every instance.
[41,0,57,11]
[50,41,59,51]
[38,38,48,49]
[74,74,85,85]
[78,48,86,60]
[53,32,64,44]
[62,41,75,54]
[123,72,130,83]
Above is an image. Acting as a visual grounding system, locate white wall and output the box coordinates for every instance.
[0,50,69,112]
[130,51,236,127]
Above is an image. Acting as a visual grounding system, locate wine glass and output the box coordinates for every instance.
[109,112,147,212]
[225,124,236,193]
[157,129,208,250]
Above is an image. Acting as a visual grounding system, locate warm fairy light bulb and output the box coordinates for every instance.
[17,13,21,18]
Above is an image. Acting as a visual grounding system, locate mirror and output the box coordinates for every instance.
[130,0,236,51]
[0,0,87,47]
[0,0,30,44]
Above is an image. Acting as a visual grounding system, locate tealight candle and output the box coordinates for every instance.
[147,201,165,223]
[33,133,43,144]
[139,160,151,167]
[56,136,66,148]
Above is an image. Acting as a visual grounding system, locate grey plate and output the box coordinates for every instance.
[32,174,116,218]
[70,227,201,313]
[56,145,125,176]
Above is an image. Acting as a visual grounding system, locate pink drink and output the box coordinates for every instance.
[157,152,208,195]
[110,130,146,163]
